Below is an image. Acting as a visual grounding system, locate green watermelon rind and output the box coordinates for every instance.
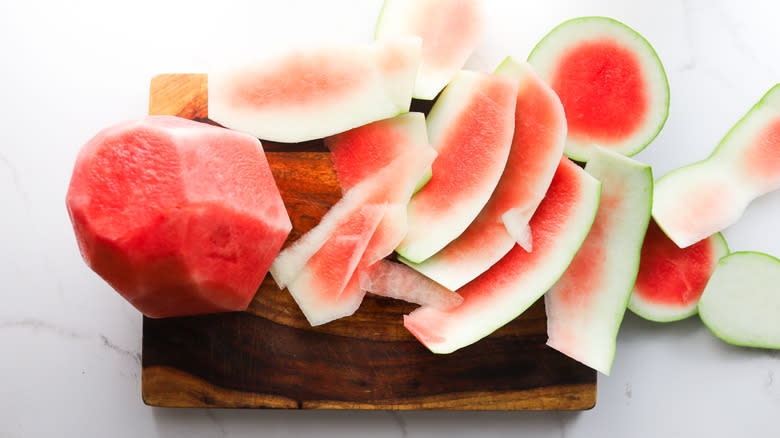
[527,16,670,162]
[697,251,780,350]
[652,84,780,248]
[627,232,729,323]
[546,148,653,375]
[406,161,602,355]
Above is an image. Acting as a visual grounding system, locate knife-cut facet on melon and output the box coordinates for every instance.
[545,148,653,375]
[286,204,386,326]
[396,71,518,263]
[360,260,463,309]
[653,84,780,248]
[629,221,728,322]
[208,37,421,143]
[375,0,485,100]
[404,158,601,354]
[65,116,292,318]
[528,17,669,161]
[698,252,780,349]
[399,59,565,290]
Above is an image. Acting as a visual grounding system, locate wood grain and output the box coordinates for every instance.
[142,74,597,410]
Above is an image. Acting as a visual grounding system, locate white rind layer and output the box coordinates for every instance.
[209,37,421,143]
[545,148,653,375]
[528,17,669,161]
[375,0,485,100]
[698,252,780,349]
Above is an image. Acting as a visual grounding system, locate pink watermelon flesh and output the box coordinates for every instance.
[397,71,518,263]
[65,116,292,318]
[375,0,485,100]
[325,113,431,193]
[399,60,566,290]
[552,40,647,143]
[208,37,421,143]
[359,260,463,309]
[404,158,601,353]
[286,204,386,326]
[629,221,729,322]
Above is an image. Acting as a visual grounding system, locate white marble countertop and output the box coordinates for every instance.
[2,0,779,436]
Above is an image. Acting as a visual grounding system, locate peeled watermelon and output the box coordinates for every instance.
[66,116,292,318]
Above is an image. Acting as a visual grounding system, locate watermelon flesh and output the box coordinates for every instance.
[359,260,463,310]
[208,37,421,143]
[528,17,669,161]
[399,59,566,290]
[396,71,518,263]
[375,0,485,100]
[698,252,780,349]
[545,148,653,375]
[404,158,601,354]
[286,204,386,326]
[66,116,292,318]
[629,221,729,322]
[653,84,780,248]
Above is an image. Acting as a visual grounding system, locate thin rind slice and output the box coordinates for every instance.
[629,221,729,322]
[399,59,566,290]
[396,71,518,263]
[208,37,421,143]
[269,146,435,290]
[360,260,463,309]
[286,204,386,326]
[403,158,601,354]
[653,84,780,248]
[698,252,780,349]
[545,148,653,375]
[528,16,669,161]
[375,0,485,100]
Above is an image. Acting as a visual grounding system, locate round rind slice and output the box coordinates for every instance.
[629,222,729,322]
[66,116,292,318]
[545,147,653,375]
[399,59,566,290]
[208,37,421,143]
[396,71,518,263]
[375,0,485,100]
[653,84,780,248]
[403,158,601,354]
[528,16,669,161]
[698,252,780,349]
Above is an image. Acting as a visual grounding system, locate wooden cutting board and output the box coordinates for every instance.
[141,74,597,410]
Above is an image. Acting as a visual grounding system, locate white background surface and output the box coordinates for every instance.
[2,0,779,436]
